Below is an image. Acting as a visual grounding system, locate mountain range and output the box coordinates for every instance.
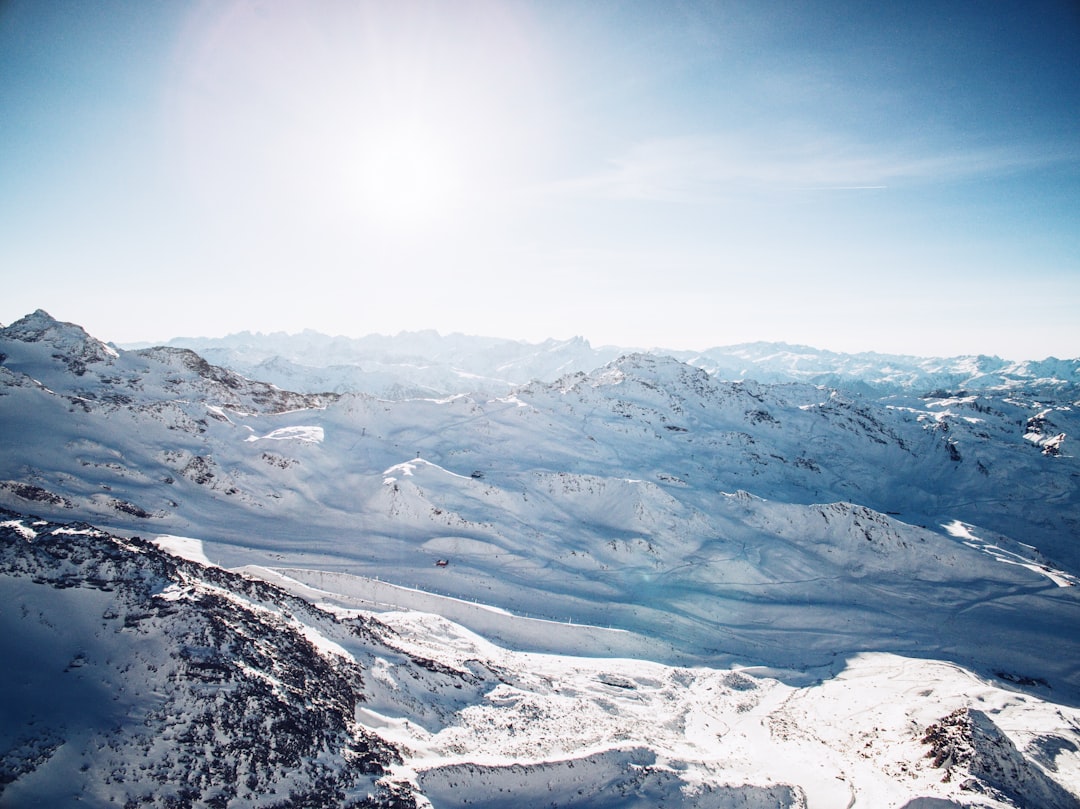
[136,327,1080,400]
[2,308,1079,808]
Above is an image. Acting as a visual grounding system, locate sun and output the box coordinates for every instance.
[353,124,461,226]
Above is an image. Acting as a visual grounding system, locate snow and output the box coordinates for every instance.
[943,520,1078,587]
[244,424,325,443]
[295,622,352,661]
[152,534,213,565]
[252,567,652,661]
[49,526,105,536]
[155,581,190,601]
[205,404,232,421]
[347,596,1080,809]
[383,458,470,480]
[0,519,37,539]
[228,561,1080,807]
[5,311,1080,807]
[5,333,1078,690]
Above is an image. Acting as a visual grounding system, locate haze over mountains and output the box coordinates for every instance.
[2,309,1079,808]
[142,328,1080,400]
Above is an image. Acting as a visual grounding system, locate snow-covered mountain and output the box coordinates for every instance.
[3,309,1080,807]
[132,327,1080,399]
[133,329,626,399]
[685,342,1080,398]
[9,511,1079,808]
[0,511,417,808]
[1,309,331,413]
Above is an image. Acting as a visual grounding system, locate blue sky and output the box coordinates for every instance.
[1,0,1077,358]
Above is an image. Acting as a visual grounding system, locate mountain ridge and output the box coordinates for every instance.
[2,309,1076,656]
[0,509,422,808]
[2,309,1079,807]
[5,508,1080,808]
[113,319,1080,400]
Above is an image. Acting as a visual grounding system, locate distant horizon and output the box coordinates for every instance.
[3,306,1075,363]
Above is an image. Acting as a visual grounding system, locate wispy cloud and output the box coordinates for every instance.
[542,131,1073,204]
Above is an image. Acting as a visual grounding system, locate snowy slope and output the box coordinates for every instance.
[2,310,1080,807]
[3,512,1079,808]
[2,314,1078,677]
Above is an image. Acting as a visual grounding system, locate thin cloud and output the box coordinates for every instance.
[541,132,1075,204]
[793,185,888,191]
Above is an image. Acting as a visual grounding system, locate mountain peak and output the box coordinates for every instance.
[599,352,711,385]
[4,309,80,339]
[0,309,118,369]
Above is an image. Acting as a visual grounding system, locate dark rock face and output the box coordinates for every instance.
[921,708,1080,809]
[0,511,417,809]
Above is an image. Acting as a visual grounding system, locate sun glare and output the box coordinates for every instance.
[354,125,460,225]
[170,1,549,238]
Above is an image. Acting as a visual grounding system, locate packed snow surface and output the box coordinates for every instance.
[245,425,325,443]
[243,563,1080,809]
[152,534,213,565]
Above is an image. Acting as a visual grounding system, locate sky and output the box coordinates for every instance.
[1,0,1078,359]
